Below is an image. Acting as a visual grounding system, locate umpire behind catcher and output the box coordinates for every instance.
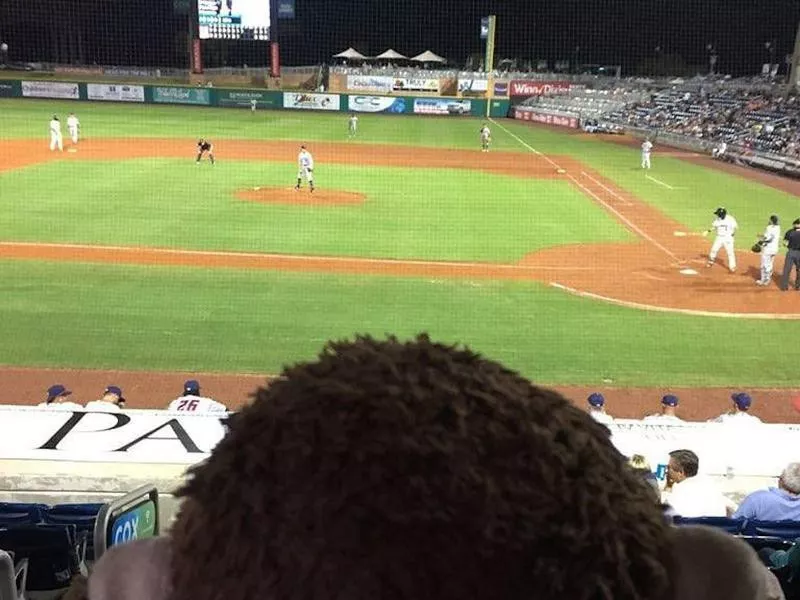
[781,218,800,291]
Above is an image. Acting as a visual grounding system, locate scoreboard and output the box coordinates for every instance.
[198,0,271,40]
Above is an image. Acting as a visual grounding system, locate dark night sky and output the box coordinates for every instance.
[1,0,798,74]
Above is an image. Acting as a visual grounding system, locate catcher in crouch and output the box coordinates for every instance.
[752,215,781,286]
[196,139,215,165]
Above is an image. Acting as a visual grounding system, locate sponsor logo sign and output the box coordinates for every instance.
[283,92,340,111]
[347,75,394,93]
[509,80,572,97]
[393,78,439,93]
[0,81,19,98]
[457,79,489,93]
[86,84,145,103]
[413,98,472,116]
[21,81,79,99]
[347,95,406,113]
[513,108,578,129]
[217,89,280,108]
[152,86,211,105]
[493,81,509,96]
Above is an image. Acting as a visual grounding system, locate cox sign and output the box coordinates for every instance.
[109,499,157,546]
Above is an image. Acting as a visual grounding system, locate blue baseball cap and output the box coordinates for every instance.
[46,384,71,400]
[732,392,752,410]
[661,394,679,407]
[587,393,605,408]
[104,385,124,400]
[184,379,201,395]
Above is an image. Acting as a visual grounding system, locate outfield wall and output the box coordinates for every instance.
[0,79,512,118]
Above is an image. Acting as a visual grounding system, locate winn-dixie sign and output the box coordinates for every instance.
[514,108,579,129]
[0,407,227,464]
[509,80,572,96]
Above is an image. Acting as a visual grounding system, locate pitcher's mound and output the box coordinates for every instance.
[237,187,365,206]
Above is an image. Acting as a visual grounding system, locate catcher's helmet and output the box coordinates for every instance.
[714,207,727,219]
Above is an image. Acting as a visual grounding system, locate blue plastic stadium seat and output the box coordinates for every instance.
[672,516,746,534]
[44,504,103,561]
[0,524,81,592]
[0,503,47,525]
[743,520,800,541]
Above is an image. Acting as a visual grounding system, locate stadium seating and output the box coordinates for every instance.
[672,516,746,534]
[743,520,800,540]
[0,504,48,527]
[0,549,27,600]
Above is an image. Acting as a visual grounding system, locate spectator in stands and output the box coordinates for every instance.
[711,392,763,424]
[37,384,83,411]
[643,394,684,423]
[664,449,735,517]
[733,463,800,521]
[629,453,660,498]
[586,392,614,424]
[84,385,125,412]
[166,379,227,413]
[87,334,786,600]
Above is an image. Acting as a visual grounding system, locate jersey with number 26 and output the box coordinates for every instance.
[167,395,227,413]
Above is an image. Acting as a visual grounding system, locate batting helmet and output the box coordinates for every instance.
[714,207,727,219]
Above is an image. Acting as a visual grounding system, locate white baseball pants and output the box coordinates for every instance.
[761,252,777,283]
[709,237,736,270]
[50,133,63,151]
[641,153,651,169]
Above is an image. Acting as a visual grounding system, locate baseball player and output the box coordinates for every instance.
[251,98,257,113]
[196,139,215,165]
[84,385,125,412]
[756,215,781,286]
[641,139,653,169]
[348,114,359,138]
[586,392,614,424]
[479,123,491,152]
[710,392,762,424]
[166,379,228,413]
[642,394,684,423]
[49,115,63,151]
[66,112,80,145]
[295,145,315,192]
[36,384,83,411]
[703,207,738,272]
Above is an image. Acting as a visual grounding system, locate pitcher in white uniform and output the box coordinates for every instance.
[295,145,315,192]
[704,207,738,272]
[49,115,63,151]
[757,215,781,286]
[66,112,80,144]
[641,139,653,169]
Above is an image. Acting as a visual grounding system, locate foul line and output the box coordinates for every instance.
[580,171,633,206]
[565,175,681,264]
[0,241,603,273]
[488,118,564,171]
[645,174,676,190]
[550,282,800,320]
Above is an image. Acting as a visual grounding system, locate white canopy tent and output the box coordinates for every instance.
[373,49,408,61]
[333,47,368,60]
[410,50,446,64]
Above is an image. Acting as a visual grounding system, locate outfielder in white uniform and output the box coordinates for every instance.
[295,145,315,192]
[756,215,781,286]
[480,124,491,152]
[641,139,653,169]
[49,115,63,151]
[166,379,227,413]
[66,112,80,144]
[348,114,358,138]
[704,207,738,272]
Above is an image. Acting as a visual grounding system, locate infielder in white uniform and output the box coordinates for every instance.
[641,139,653,169]
[704,207,738,272]
[348,114,358,138]
[479,123,491,152]
[166,379,227,413]
[66,112,80,144]
[756,215,781,286]
[295,145,315,192]
[49,115,63,151]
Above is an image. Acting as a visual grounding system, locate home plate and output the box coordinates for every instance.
[673,231,687,237]
[680,268,698,276]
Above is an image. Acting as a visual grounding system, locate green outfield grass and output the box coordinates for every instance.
[3,98,800,385]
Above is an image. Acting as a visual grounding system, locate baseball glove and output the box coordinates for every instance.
[751,241,764,253]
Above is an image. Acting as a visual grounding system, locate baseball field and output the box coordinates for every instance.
[2,97,800,418]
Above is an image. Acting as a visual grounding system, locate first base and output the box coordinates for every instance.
[680,268,698,276]
[67,148,77,153]
[557,169,567,174]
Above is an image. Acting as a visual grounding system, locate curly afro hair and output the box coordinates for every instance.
[170,334,672,600]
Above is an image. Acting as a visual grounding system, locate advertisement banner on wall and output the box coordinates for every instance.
[21,81,79,99]
[393,78,439,93]
[509,80,572,97]
[153,86,211,105]
[86,84,145,103]
[493,81,509,96]
[348,95,407,113]
[0,81,20,98]
[457,79,489,93]
[413,98,472,116]
[217,89,280,109]
[283,92,340,111]
[513,108,579,129]
[347,75,394,93]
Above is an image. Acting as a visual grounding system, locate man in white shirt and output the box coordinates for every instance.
[84,385,125,412]
[295,145,315,192]
[641,139,653,169]
[66,112,80,145]
[49,115,63,151]
[36,384,83,411]
[642,394,684,424]
[586,392,614,424]
[167,379,227,413]
[711,392,763,424]
[704,206,738,273]
[756,215,781,286]
[664,449,735,517]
